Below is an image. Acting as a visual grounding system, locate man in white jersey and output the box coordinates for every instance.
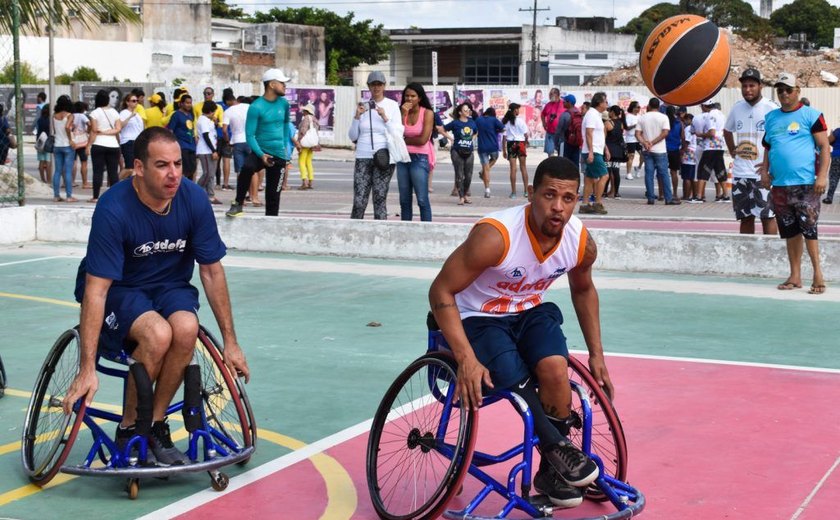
[723,68,778,235]
[429,156,613,509]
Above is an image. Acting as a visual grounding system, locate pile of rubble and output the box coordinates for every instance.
[590,33,840,87]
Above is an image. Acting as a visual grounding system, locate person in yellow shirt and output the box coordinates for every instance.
[163,88,189,124]
[130,88,147,125]
[145,93,166,128]
[194,87,224,123]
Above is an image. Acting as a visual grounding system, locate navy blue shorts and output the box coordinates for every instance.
[98,285,199,356]
[462,303,568,389]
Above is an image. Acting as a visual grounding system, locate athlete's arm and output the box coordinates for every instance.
[199,261,250,383]
[62,274,112,414]
[723,129,736,157]
[429,223,505,409]
[567,233,615,400]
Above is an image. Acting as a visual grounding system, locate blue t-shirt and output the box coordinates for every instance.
[665,120,683,152]
[167,111,196,152]
[762,104,827,186]
[444,119,478,151]
[475,116,505,154]
[832,128,840,158]
[74,177,226,301]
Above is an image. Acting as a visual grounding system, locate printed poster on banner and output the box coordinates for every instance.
[486,88,550,146]
[454,88,486,117]
[362,88,453,122]
[0,87,43,133]
[286,87,336,139]
[79,85,148,111]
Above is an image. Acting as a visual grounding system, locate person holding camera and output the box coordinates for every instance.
[348,71,403,220]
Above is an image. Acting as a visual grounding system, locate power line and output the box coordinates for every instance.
[519,0,549,85]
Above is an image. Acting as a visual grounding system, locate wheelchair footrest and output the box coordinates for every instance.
[60,446,254,479]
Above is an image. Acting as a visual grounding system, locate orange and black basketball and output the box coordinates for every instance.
[639,14,731,106]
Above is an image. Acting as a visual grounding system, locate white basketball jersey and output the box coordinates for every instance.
[456,204,588,319]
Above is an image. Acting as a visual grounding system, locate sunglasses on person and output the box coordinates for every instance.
[775,86,795,95]
[204,91,214,96]
[128,98,138,103]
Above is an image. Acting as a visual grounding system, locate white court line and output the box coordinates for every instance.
[138,394,434,520]
[145,353,840,518]
[0,256,69,268]
[790,454,840,520]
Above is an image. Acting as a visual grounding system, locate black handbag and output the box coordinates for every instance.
[373,148,390,170]
[456,147,473,159]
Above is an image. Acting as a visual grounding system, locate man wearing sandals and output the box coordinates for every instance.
[760,72,831,295]
[63,127,250,466]
[429,156,614,509]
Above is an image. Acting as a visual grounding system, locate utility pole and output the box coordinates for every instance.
[520,0,549,85]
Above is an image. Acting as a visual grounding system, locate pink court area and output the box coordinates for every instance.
[178,356,840,519]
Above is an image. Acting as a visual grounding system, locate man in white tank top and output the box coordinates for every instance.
[429,156,614,509]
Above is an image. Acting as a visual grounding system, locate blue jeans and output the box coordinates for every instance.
[397,153,432,221]
[52,146,75,199]
[232,142,250,173]
[643,151,673,202]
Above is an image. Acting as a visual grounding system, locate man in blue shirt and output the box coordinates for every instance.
[167,94,197,181]
[226,68,291,217]
[63,127,250,465]
[475,107,505,198]
[760,72,831,294]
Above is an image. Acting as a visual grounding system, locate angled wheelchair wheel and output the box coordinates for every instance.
[567,356,628,501]
[21,328,87,485]
[193,327,256,460]
[367,352,477,520]
[0,352,6,398]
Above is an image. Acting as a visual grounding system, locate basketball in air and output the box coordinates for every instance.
[639,14,731,106]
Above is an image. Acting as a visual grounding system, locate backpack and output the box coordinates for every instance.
[565,109,583,148]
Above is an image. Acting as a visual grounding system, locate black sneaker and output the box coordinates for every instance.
[543,442,599,488]
[534,468,584,508]
[116,424,156,466]
[225,203,244,217]
[148,419,188,466]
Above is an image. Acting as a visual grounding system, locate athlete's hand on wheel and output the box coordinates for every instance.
[588,357,614,401]
[457,355,493,410]
[223,343,250,383]
[62,369,99,415]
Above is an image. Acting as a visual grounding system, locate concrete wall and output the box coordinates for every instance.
[3,207,838,282]
[237,23,326,85]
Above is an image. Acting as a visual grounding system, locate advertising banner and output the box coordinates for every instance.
[286,87,336,139]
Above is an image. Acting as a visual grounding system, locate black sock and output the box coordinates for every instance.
[509,377,564,461]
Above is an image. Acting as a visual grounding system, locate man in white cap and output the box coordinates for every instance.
[760,72,831,294]
[723,67,778,235]
[226,68,292,217]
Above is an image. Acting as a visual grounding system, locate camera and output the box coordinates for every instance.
[368,99,377,110]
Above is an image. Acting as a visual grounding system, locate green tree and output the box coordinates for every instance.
[56,65,101,84]
[681,0,778,41]
[618,2,681,51]
[250,7,392,85]
[769,0,840,48]
[0,61,42,83]
[212,0,245,19]
[3,0,140,36]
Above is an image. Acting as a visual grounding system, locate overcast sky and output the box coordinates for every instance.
[240,0,795,30]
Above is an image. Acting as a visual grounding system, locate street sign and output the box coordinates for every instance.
[432,51,438,86]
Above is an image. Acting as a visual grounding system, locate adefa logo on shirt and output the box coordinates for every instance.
[133,239,187,257]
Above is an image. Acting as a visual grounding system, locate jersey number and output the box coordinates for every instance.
[480,294,542,314]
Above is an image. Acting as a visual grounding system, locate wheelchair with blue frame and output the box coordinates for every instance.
[21,324,256,499]
[365,314,644,519]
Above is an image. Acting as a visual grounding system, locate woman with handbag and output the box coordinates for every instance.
[118,92,145,168]
[71,102,91,189]
[444,102,478,205]
[52,96,77,202]
[88,89,123,202]
[398,82,435,221]
[296,104,319,190]
[348,71,403,220]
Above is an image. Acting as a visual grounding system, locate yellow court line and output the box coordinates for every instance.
[0,292,80,309]
[0,290,358,517]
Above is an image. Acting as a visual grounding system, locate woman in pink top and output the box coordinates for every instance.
[398,83,435,221]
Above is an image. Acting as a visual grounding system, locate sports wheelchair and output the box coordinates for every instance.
[365,315,644,519]
[21,325,256,499]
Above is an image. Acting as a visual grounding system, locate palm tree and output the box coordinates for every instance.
[1,0,140,36]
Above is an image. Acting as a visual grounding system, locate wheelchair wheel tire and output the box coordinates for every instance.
[21,328,87,485]
[367,352,477,520]
[194,327,257,462]
[567,356,628,502]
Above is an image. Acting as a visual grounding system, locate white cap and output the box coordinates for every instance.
[701,97,717,106]
[261,68,291,83]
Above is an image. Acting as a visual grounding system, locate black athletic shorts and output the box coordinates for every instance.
[697,150,726,183]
